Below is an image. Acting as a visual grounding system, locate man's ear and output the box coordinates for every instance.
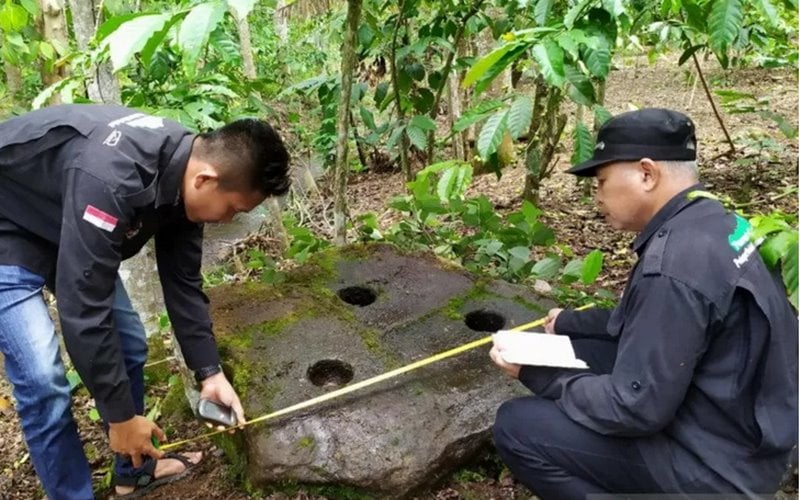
[192,162,220,190]
[638,158,660,191]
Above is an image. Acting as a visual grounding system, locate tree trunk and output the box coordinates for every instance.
[3,65,22,96]
[332,0,362,245]
[39,0,70,104]
[389,0,411,181]
[274,0,289,42]
[67,0,121,103]
[447,74,465,160]
[234,13,256,80]
[523,83,566,205]
[265,197,289,251]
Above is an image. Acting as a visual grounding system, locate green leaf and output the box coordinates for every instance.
[227,0,256,19]
[556,32,580,60]
[760,230,795,268]
[581,249,604,284]
[571,120,594,165]
[103,14,170,72]
[463,43,517,88]
[477,110,508,159]
[593,104,612,127]
[534,0,553,25]
[565,65,594,106]
[708,0,744,54]
[19,0,37,17]
[565,0,592,29]
[562,258,583,283]
[781,235,798,309]
[140,14,183,68]
[178,2,226,77]
[602,0,625,16]
[507,96,533,139]
[508,246,532,274]
[360,105,376,131]
[66,370,82,391]
[437,163,473,202]
[531,257,560,279]
[678,44,705,66]
[532,41,565,87]
[754,0,778,25]
[584,42,611,79]
[406,124,428,151]
[453,100,504,132]
[759,110,798,139]
[410,115,437,131]
[0,3,28,32]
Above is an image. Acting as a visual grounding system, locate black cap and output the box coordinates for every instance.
[567,108,697,177]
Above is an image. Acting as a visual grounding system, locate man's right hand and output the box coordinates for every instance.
[109,415,165,467]
[544,308,563,334]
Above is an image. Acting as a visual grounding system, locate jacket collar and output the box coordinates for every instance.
[156,134,194,207]
[632,183,704,256]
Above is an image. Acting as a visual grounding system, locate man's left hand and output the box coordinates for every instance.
[489,345,521,379]
[199,372,246,428]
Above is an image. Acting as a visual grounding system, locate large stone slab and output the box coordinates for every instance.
[208,244,554,497]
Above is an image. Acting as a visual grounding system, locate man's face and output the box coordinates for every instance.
[184,182,265,223]
[594,161,649,232]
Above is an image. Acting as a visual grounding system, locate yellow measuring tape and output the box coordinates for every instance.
[161,303,595,451]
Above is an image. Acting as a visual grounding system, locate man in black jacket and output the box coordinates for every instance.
[489,108,797,499]
[0,104,290,498]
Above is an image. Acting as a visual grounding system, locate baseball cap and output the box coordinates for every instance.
[567,108,697,177]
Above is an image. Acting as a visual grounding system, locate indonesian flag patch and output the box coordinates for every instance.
[83,205,118,232]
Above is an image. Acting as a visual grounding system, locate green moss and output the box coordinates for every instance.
[297,436,315,449]
[442,282,493,320]
[511,294,547,314]
[160,375,193,423]
[143,333,172,385]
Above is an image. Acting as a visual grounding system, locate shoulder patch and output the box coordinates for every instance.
[83,205,118,232]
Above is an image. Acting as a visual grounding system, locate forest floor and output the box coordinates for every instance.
[0,54,797,500]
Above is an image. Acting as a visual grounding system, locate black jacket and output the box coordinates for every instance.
[520,185,798,495]
[0,104,220,422]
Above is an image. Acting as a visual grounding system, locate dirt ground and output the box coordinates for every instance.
[0,54,797,499]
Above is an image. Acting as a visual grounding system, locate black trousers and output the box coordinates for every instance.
[493,338,673,500]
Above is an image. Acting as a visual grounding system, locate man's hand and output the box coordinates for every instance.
[489,344,521,379]
[199,372,246,428]
[108,415,165,468]
[544,308,563,334]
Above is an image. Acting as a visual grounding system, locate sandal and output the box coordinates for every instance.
[114,452,201,499]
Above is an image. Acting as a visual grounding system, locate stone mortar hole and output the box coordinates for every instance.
[464,309,506,332]
[337,286,377,306]
[307,359,355,388]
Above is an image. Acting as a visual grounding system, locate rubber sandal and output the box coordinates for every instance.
[114,452,201,499]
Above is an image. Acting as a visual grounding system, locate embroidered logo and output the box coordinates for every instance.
[82,205,118,232]
[103,130,122,147]
[728,214,752,252]
[107,113,164,130]
[595,141,605,150]
[728,214,756,269]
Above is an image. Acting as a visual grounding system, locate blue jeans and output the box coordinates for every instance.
[0,265,148,499]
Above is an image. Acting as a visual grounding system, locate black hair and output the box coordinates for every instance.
[195,119,291,196]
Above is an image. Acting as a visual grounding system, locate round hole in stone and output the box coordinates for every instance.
[307,359,354,388]
[464,309,506,332]
[337,286,377,307]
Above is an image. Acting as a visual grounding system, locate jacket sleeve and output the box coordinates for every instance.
[56,168,136,423]
[554,308,614,339]
[523,275,712,436]
[154,216,220,371]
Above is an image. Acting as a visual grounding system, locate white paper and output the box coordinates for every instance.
[491,330,589,369]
